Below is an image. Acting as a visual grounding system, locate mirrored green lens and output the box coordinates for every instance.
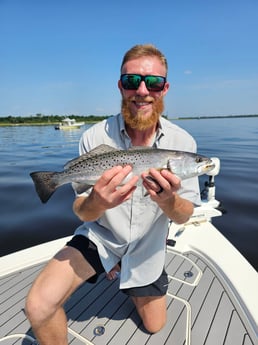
[145,76,165,91]
[121,74,166,91]
[121,74,141,89]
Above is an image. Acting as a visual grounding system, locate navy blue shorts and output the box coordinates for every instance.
[66,235,168,297]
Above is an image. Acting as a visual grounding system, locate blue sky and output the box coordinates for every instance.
[1,0,257,117]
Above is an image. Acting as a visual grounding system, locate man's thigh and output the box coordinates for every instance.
[28,245,97,307]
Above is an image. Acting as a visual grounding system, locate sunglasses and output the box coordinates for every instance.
[120,74,166,92]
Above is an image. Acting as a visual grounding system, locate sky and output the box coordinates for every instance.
[1,0,258,118]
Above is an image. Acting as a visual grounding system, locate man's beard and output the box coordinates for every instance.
[121,97,164,131]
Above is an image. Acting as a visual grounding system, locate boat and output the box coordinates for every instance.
[0,158,257,344]
[54,118,85,130]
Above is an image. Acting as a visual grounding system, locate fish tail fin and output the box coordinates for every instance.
[30,171,58,203]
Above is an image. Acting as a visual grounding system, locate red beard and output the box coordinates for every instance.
[121,97,164,131]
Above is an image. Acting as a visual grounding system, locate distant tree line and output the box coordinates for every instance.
[0,113,257,125]
[0,114,111,125]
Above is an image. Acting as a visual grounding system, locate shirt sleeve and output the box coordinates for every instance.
[179,177,201,206]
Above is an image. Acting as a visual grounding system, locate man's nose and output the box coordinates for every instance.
[136,81,149,96]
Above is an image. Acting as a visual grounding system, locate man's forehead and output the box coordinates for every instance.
[122,56,166,75]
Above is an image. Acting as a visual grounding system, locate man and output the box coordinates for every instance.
[26,44,200,344]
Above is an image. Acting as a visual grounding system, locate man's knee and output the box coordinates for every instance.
[25,291,45,324]
[25,269,66,324]
[142,313,166,333]
[25,247,88,323]
[132,295,167,334]
[25,287,56,325]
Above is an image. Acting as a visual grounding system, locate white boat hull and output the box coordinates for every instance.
[0,213,257,344]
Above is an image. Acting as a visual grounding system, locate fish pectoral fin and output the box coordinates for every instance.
[143,175,163,190]
[143,191,150,197]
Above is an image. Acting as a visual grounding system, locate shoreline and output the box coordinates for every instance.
[0,114,257,127]
[0,121,100,127]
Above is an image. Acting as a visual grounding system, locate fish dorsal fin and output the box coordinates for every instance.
[64,144,119,170]
[89,144,119,154]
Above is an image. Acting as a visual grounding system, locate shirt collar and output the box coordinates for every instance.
[155,118,165,144]
[118,113,126,133]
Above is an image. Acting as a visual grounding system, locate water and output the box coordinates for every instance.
[0,118,257,271]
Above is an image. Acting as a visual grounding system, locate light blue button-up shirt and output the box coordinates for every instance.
[74,114,200,289]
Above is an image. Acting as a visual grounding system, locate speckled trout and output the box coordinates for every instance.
[30,144,214,203]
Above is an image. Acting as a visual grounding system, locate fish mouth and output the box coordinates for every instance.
[197,160,215,174]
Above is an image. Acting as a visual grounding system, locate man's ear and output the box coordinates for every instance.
[162,82,170,96]
[118,79,123,94]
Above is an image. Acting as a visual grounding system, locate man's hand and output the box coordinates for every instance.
[73,165,139,222]
[142,168,193,224]
[142,168,181,202]
[92,165,139,210]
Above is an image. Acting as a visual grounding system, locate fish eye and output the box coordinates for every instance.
[195,156,203,163]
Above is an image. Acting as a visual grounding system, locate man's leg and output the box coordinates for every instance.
[123,269,168,333]
[132,295,167,333]
[25,246,97,345]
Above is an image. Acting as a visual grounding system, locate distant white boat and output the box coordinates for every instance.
[55,118,85,130]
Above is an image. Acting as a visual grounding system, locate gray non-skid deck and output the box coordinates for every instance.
[0,248,257,345]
